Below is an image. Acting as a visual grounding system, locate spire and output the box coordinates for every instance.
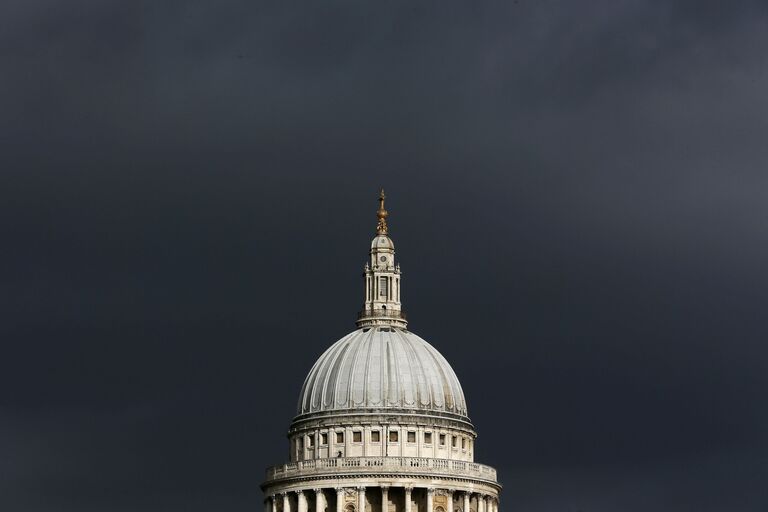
[357,190,406,328]
[376,189,388,235]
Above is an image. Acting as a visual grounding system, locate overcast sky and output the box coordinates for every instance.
[2,1,768,511]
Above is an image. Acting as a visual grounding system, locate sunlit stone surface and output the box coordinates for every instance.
[262,192,501,512]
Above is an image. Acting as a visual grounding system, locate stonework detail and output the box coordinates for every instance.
[261,193,500,511]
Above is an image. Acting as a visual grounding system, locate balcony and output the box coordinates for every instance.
[356,309,407,321]
[264,456,497,485]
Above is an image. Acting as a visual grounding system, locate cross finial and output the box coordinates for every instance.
[376,189,388,235]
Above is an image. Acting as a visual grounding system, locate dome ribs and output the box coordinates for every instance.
[398,329,432,410]
[319,334,350,411]
[295,328,470,421]
[420,338,449,411]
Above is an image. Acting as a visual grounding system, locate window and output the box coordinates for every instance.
[461,438,466,449]
[371,431,380,442]
[424,432,432,444]
[321,433,328,445]
[336,432,344,444]
[353,431,362,443]
[452,436,457,448]
[439,434,446,446]
[407,431,416,443]
[389,431,399,442]
[298,437,304,450]
[379,277,388,297]
[307,435,314,447]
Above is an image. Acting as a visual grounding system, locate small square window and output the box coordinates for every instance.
[439,434,446,446]
[389,431,399,442]
[371,431,381,442]
[407,431,416,443]
[336,432,344,444]
[452,436,457,448]
[321,433,328,445]
[307,435,314,447]
[424,432,432,444]
[353,431,362,443]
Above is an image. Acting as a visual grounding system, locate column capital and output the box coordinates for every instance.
[281,492,290,497]
[427,488,435,495]
[357,486,366,492]
[296,490,304,496]
[380,484,390,490]
[404,486,413,493]
[313,488,323,494]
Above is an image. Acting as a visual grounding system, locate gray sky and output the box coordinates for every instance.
[2,1,768,511]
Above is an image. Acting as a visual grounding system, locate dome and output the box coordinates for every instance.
[297,327,468,420]
[371,235,394,250]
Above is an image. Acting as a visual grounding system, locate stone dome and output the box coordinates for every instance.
[371,235,394,250]
[296,327,468,420]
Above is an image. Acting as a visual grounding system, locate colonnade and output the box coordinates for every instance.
[266,487,498,512]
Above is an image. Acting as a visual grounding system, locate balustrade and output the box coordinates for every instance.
[265,456,497,483]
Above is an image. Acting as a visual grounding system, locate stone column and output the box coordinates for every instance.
[272,495,278,512]
[283,493,291,512]
[446,491,454,512]
[381,486,389,512]
[298,491,308,512]
[427,489,434,512]
[357,487,366,512]
[336,488,344,512]
[314,489,324,512]
[404,487,413,512]
[265,497,271,512]
[462,492,469,512]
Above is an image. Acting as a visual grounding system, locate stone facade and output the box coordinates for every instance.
[262,192,501,512]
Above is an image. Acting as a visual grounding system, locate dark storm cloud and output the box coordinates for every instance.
[2,1,767,511]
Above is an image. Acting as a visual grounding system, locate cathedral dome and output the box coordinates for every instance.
[296,327,468,420]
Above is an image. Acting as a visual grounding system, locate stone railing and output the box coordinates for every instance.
[264,456,497,484]
[356,309,407,321]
